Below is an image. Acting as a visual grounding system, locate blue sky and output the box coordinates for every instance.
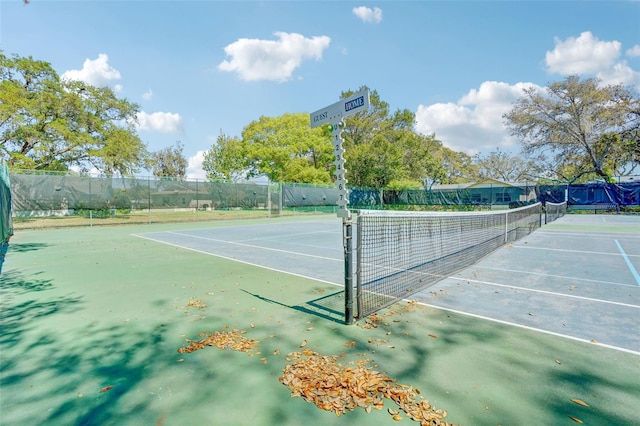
[2,0,639,179]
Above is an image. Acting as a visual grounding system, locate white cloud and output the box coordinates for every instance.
[626,45,640,57]
[545,31,640,87]
[353,6,383,24]
[142,89,153,100]
[415,81,540,155]
[217,32,331,82]
[136,111,183,133]
[186,150,207,180]
[546,31,621,74]
[62,53,122,89]
[596,61,640,87]
[415,32,640,157]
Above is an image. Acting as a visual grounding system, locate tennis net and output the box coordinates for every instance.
[354,203,542,319]
[544,201,567,224]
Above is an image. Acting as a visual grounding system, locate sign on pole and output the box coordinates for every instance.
[309,89,370,325]
[310,89,370,129]
[309,89,370,218]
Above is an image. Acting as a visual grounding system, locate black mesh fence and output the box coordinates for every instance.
[9,172,271,217]
[1,161,12,274]
[8,171,640,220]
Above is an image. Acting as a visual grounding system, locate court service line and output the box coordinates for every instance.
[133,234,343,286]
[237,229,336,242]
[415,302,640,356]
[536,230,640,240]
[615,240,640,285]
[475,265,638,288]
[449,276,640,309]
[513,245,639,257]
[166,231,342,262]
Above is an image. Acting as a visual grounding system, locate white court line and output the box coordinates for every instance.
[448,276,640,309]
[132,233,343,286]
[132,234,640,355]
[615,240,640,285]
[415,301,640,356]
[513,245,639,257]
[535,230,640,240]
[164,231,342,262]
[475,265,639,288]
[235,229,336,242]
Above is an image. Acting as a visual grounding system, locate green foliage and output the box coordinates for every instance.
[75,198,110,218]
[204,114,333,184]
[340,86,453,188]
[202,131,248,182]
[0,52,147,175]
[473,148,539,182]
[201,86,482,187]
[110,192,132,213]
[150,141,187,179]
[504,75,640,183]
[386,179,423,190]
[242,113,333,184]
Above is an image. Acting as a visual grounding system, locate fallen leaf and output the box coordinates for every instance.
[571,399,589,407]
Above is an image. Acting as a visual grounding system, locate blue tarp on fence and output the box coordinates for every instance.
[538,182,640,206]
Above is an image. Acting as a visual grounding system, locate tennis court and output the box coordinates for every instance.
[1,213,639,425]
[134,214,640,354]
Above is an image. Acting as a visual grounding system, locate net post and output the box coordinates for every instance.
[343,217,354,325]
[504,210,509,243]
[355,212,363,319]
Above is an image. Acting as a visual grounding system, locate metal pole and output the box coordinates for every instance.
[344,217,353,325]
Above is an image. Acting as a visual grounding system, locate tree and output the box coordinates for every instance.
[504,75,640,183]
[472,148,539,182]
[150,141,187,179]
[434,147,478,184]
[340,87,445,188]
[202,131,247,182]
[201,87,476,188]
[0,52,147,175]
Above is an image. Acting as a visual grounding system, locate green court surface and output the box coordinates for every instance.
[1,215,639,425]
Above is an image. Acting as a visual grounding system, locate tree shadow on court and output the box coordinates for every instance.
[0,269,55,293]
[0,278,222,425]
[5,242,50,253]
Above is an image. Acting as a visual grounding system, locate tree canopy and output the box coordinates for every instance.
[0,52,147,175]
[203,113,333,184]
[201,87,482,188]
[150,141,187,179]
[473,148,539,182]
[339,87,447,188]
[504,75,640,183]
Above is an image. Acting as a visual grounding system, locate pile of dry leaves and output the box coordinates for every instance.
[279,350,450,425]
[177,329,258,354]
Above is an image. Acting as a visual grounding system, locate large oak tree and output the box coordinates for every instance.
[504,75,640,183]
[0,52,147,175]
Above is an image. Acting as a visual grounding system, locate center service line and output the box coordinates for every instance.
[615,239,640,285]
